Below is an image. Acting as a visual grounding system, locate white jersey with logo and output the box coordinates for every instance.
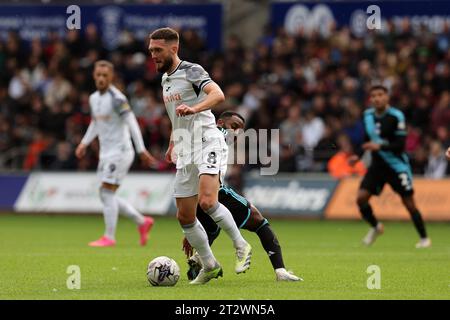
[161,60,228,197]
[88,85,134,159]
[162,61,225,165]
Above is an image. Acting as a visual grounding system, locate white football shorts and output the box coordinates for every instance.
[174,135,228,198]
[97,151,135,186]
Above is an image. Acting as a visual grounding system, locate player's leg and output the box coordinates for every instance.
[401,195,430,247]
[196,205,221,245]
[185,206,221,280]
[89,181,119,247]
[243,205,302,281]
[114,152,154,246]
[117,197,154,245]
[357,189,378,227]
[198,173,252,274]
[358,168,385,246]
[177,196,223,284]
[391,172,431,248]
[174,166,222,285]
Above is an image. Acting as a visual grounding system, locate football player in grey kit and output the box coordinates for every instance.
[148,27,252,285]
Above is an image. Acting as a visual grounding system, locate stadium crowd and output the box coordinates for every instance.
[1,19,450,182]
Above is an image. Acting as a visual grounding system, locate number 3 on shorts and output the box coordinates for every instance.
[398,173,412,191]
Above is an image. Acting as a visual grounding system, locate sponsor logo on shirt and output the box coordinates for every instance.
[163,93,182,103]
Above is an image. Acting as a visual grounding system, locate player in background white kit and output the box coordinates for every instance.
[148,28,252,285]
[75,60,156,247]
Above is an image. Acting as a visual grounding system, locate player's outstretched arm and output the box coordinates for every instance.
[175,82,225,116]
[76,120,97,159]
[123,111,156,167]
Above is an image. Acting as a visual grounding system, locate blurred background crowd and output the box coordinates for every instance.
[1,19,450,182]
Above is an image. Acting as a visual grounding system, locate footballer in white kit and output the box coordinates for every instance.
[75,60,155,247]
[162,60,229,197]
[149,28,252,285]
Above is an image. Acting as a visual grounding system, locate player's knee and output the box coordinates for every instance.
[198,195,217,212]
[356,197,367,207]
[245,210,265,232]
[99,187,114,203]
[356,193,369,207]
[177,209,195,225]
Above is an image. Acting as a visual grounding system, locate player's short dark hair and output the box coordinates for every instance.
[149,28,179,42]
[94,60,114,72]
[219,111,245,124]
[369,84,388,94]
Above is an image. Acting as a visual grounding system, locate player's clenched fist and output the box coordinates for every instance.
[175,104,196,116]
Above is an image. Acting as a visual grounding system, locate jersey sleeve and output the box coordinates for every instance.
[113,95,132,116]
[81,98,98,145]
[185,64,213,92]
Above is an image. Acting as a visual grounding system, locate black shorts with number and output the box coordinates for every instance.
[360,164,414,197]
[196,185,251,235]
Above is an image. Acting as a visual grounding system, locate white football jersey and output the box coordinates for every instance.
[161,61,223,160]
[89,85,134,159]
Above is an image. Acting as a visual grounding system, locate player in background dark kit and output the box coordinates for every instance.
[349,85,431,248]
[182,111,302,281]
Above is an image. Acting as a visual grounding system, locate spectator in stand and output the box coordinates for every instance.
[0,21,448,177]
[425,141,448,179]
[328,133,366,179]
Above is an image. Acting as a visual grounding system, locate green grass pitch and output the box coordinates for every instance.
[0,213,449,300]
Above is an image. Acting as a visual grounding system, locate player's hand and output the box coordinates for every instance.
[165,142,174,163]
[348,155,359,166]
[139,150,157,167]
[446,147,450,161]
[75,143,87,159]
[182,237,193,258]
[362,142,381,151]
[175,104,196,117]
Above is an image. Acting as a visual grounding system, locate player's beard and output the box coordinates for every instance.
[158,57,173,73]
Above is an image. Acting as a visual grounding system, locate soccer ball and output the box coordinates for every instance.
[147,256,180,287]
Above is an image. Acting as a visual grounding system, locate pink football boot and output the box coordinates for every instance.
[88,236,116,247]
[138,217,154,246]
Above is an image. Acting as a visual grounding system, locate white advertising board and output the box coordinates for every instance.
[14,172,175,215]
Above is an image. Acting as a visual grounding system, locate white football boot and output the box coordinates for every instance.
[362,223,384,246]
[275,268,303,282]
[415,238,432,248]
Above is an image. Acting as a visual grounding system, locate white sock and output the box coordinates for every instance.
[100,188,119,240]
[206,202,247,249]
[182,219,217,270]
[117,197,145,225]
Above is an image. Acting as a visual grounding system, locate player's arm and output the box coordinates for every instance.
[115,98,155,167]
[192,82,225,113]
[446,147,450,160]
[348,124,369,165]
[175,64,225,116]
[176,82,225,116]
[123,112,156,167]
[75,119,97,159]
